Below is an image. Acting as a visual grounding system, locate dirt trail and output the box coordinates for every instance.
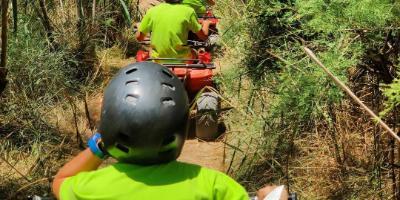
[87,54,226,171]
[178,140,225,170]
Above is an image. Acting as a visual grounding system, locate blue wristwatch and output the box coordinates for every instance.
[88,133,106,159]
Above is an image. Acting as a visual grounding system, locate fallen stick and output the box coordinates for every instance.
[303,46,400,144]
[0,156,30,182]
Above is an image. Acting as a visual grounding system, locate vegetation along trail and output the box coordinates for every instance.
[1,0,400,200]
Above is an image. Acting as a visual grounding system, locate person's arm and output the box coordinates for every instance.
[136,31,147,41]
[136,9,152,42]
[195,20,211,41]
[52,148,103,199]
[134,22,147,42]
[188,10,209,41]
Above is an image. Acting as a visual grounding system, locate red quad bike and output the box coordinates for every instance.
[135,12,221,140]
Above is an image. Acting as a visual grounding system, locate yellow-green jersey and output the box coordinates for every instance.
[138,3,202,61]
[60,161,249,200]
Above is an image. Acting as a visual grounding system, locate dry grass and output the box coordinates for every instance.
[48,1,80,48]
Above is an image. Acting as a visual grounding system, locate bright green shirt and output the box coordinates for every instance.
[60,161,248,200]
[182,0,207,15]
[139,3,202,61]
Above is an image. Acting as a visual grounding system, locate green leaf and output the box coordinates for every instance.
[119,0,131,26]
[104,18,115,27]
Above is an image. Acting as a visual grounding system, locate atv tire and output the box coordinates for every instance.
[195,91,220,140]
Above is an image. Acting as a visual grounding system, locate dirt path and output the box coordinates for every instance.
[179,140,225,171]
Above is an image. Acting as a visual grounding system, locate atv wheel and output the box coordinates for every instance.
[195,91,220,140]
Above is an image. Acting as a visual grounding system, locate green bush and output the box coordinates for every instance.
[219,0,400,198]
[381,76,400,116]
[223,0,399,133]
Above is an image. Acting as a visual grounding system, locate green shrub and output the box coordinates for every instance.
[219,0,400,198]
[381,76,400,116]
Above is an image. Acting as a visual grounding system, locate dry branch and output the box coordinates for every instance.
[303,47,400,144]
[0,156,30,182]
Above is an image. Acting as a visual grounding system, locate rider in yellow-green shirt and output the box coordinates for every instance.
[136,0,210,62]
[182,0,216,16]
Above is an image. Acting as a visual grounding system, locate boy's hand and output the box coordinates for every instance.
[196,20,211,41]
[201,19,211,26]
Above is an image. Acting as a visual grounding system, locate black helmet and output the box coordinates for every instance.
[99,62,189,165]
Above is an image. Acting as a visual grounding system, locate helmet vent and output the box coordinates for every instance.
[126,80,139,87]
[158,149,174,156]
[162,69,173,79]
[116,143,130,153]
[161,97,175,106]
[126,68,138,74]
[126,94,139,105]
[159,134,178,156]
[162,83,175,91]
[162,135,176,145]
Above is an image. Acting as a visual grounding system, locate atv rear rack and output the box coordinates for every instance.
[161,63,215,69]
[139,40,207,47]
[146,58,215,69]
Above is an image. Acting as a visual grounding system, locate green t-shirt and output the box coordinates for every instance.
[182,0,207,15]
[60,161,249,200]
[139,3,202,61]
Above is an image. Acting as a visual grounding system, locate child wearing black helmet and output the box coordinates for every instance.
[52,62,288,200]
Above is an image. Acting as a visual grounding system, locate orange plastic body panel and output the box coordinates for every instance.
[136,50,150,62]
[199,11,219,25]
[171,68,213,94]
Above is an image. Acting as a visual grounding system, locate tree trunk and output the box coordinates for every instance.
[0,0,9,95]
[11,0,16,34]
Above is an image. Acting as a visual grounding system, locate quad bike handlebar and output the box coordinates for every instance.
[198,15,220,19]
[138,39,207,48]
[158,63,215,69]
[146,57,200,62]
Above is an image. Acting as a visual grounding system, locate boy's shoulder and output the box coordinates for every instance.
[61,161,248,200]
[66,161,229,186]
